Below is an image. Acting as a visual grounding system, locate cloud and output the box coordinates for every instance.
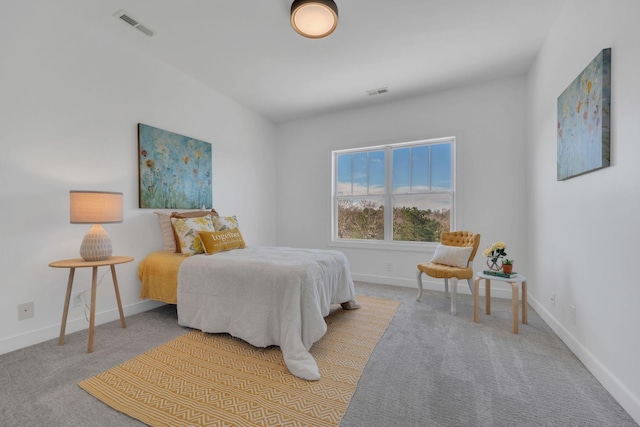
[336,182,384,195]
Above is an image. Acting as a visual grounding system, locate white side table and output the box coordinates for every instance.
[474,272,528,334]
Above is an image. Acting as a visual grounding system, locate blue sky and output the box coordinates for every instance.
[336,143,451,196]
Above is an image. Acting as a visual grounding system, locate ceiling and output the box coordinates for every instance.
[67,0,563,123]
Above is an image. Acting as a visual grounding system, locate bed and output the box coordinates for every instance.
[138,245,357,380]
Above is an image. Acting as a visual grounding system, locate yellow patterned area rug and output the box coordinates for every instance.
[79,295,400,427]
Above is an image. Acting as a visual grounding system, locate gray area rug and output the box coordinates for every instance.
[0,282,636,427]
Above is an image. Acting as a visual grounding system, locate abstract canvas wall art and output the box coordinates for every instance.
[557,48,611,181]
[138,123,212,209]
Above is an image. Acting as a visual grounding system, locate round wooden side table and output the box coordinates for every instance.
[49,256,133,353]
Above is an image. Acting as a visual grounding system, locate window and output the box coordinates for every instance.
[332,137,453,244]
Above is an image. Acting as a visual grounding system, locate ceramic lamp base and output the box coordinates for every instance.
[80,224,113,261]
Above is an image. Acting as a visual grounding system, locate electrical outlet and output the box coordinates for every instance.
[386,262,393,272]
[569,304,576,324]
[550,292,556,307]
[72,292,84,308]
[18,302,34,320]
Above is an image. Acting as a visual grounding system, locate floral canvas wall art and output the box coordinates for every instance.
[138,123,212,209]
[557,48,611,181]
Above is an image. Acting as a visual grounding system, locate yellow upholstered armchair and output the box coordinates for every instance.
[416,231,481,315]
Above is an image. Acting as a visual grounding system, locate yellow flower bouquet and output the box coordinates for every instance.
[483,241,509,271]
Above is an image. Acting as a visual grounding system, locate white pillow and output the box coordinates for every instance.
[154,211,176,251]
[430,244,473,268]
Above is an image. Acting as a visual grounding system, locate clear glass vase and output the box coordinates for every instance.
[486,258,502,271]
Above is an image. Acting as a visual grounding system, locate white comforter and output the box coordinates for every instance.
[176,246,356,380]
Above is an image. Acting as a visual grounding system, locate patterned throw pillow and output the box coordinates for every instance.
[198,229,246,255]
[155,209,219,252]
[170,216,215,256]
[170,209,219,253]
[211,215,239,231]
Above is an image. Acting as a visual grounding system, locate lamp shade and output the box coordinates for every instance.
[70,191,123,261]
[70,191,123,224]
[290,0,338,39]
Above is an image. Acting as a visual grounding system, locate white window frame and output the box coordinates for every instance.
[330,136,456,251]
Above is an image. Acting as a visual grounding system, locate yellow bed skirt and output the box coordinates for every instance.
[138,250,185,304]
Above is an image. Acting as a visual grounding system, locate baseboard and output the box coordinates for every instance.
[528,295,640,424]
[352,273,416,288]
[0,299,166,356]
[352,272,515,299]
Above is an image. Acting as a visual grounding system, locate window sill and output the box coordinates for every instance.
[327,239,437,254]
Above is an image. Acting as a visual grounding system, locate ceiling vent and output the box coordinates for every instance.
[366,87,389,96]
[113,9,154,37]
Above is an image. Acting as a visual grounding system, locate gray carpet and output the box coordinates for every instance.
[0,282,636,427]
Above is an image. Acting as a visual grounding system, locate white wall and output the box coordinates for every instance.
[0,1,277,354]
[5,0,637,421]
[526,0,640,422]
[276,77,528,297]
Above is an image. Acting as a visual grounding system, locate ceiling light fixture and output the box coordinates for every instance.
[290,0,339,39]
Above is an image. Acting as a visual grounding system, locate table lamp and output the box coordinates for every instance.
[70,190,123,261]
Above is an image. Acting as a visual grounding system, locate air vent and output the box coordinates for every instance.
[118,14,138,26]
[135,25,154,37]
[366,87,389,96]
[113,9,154,37]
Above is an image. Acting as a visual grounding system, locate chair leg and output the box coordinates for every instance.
[444,278,449,297]
[450,278,458,315]
[466,278,474,295]
[416,270,424,301]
